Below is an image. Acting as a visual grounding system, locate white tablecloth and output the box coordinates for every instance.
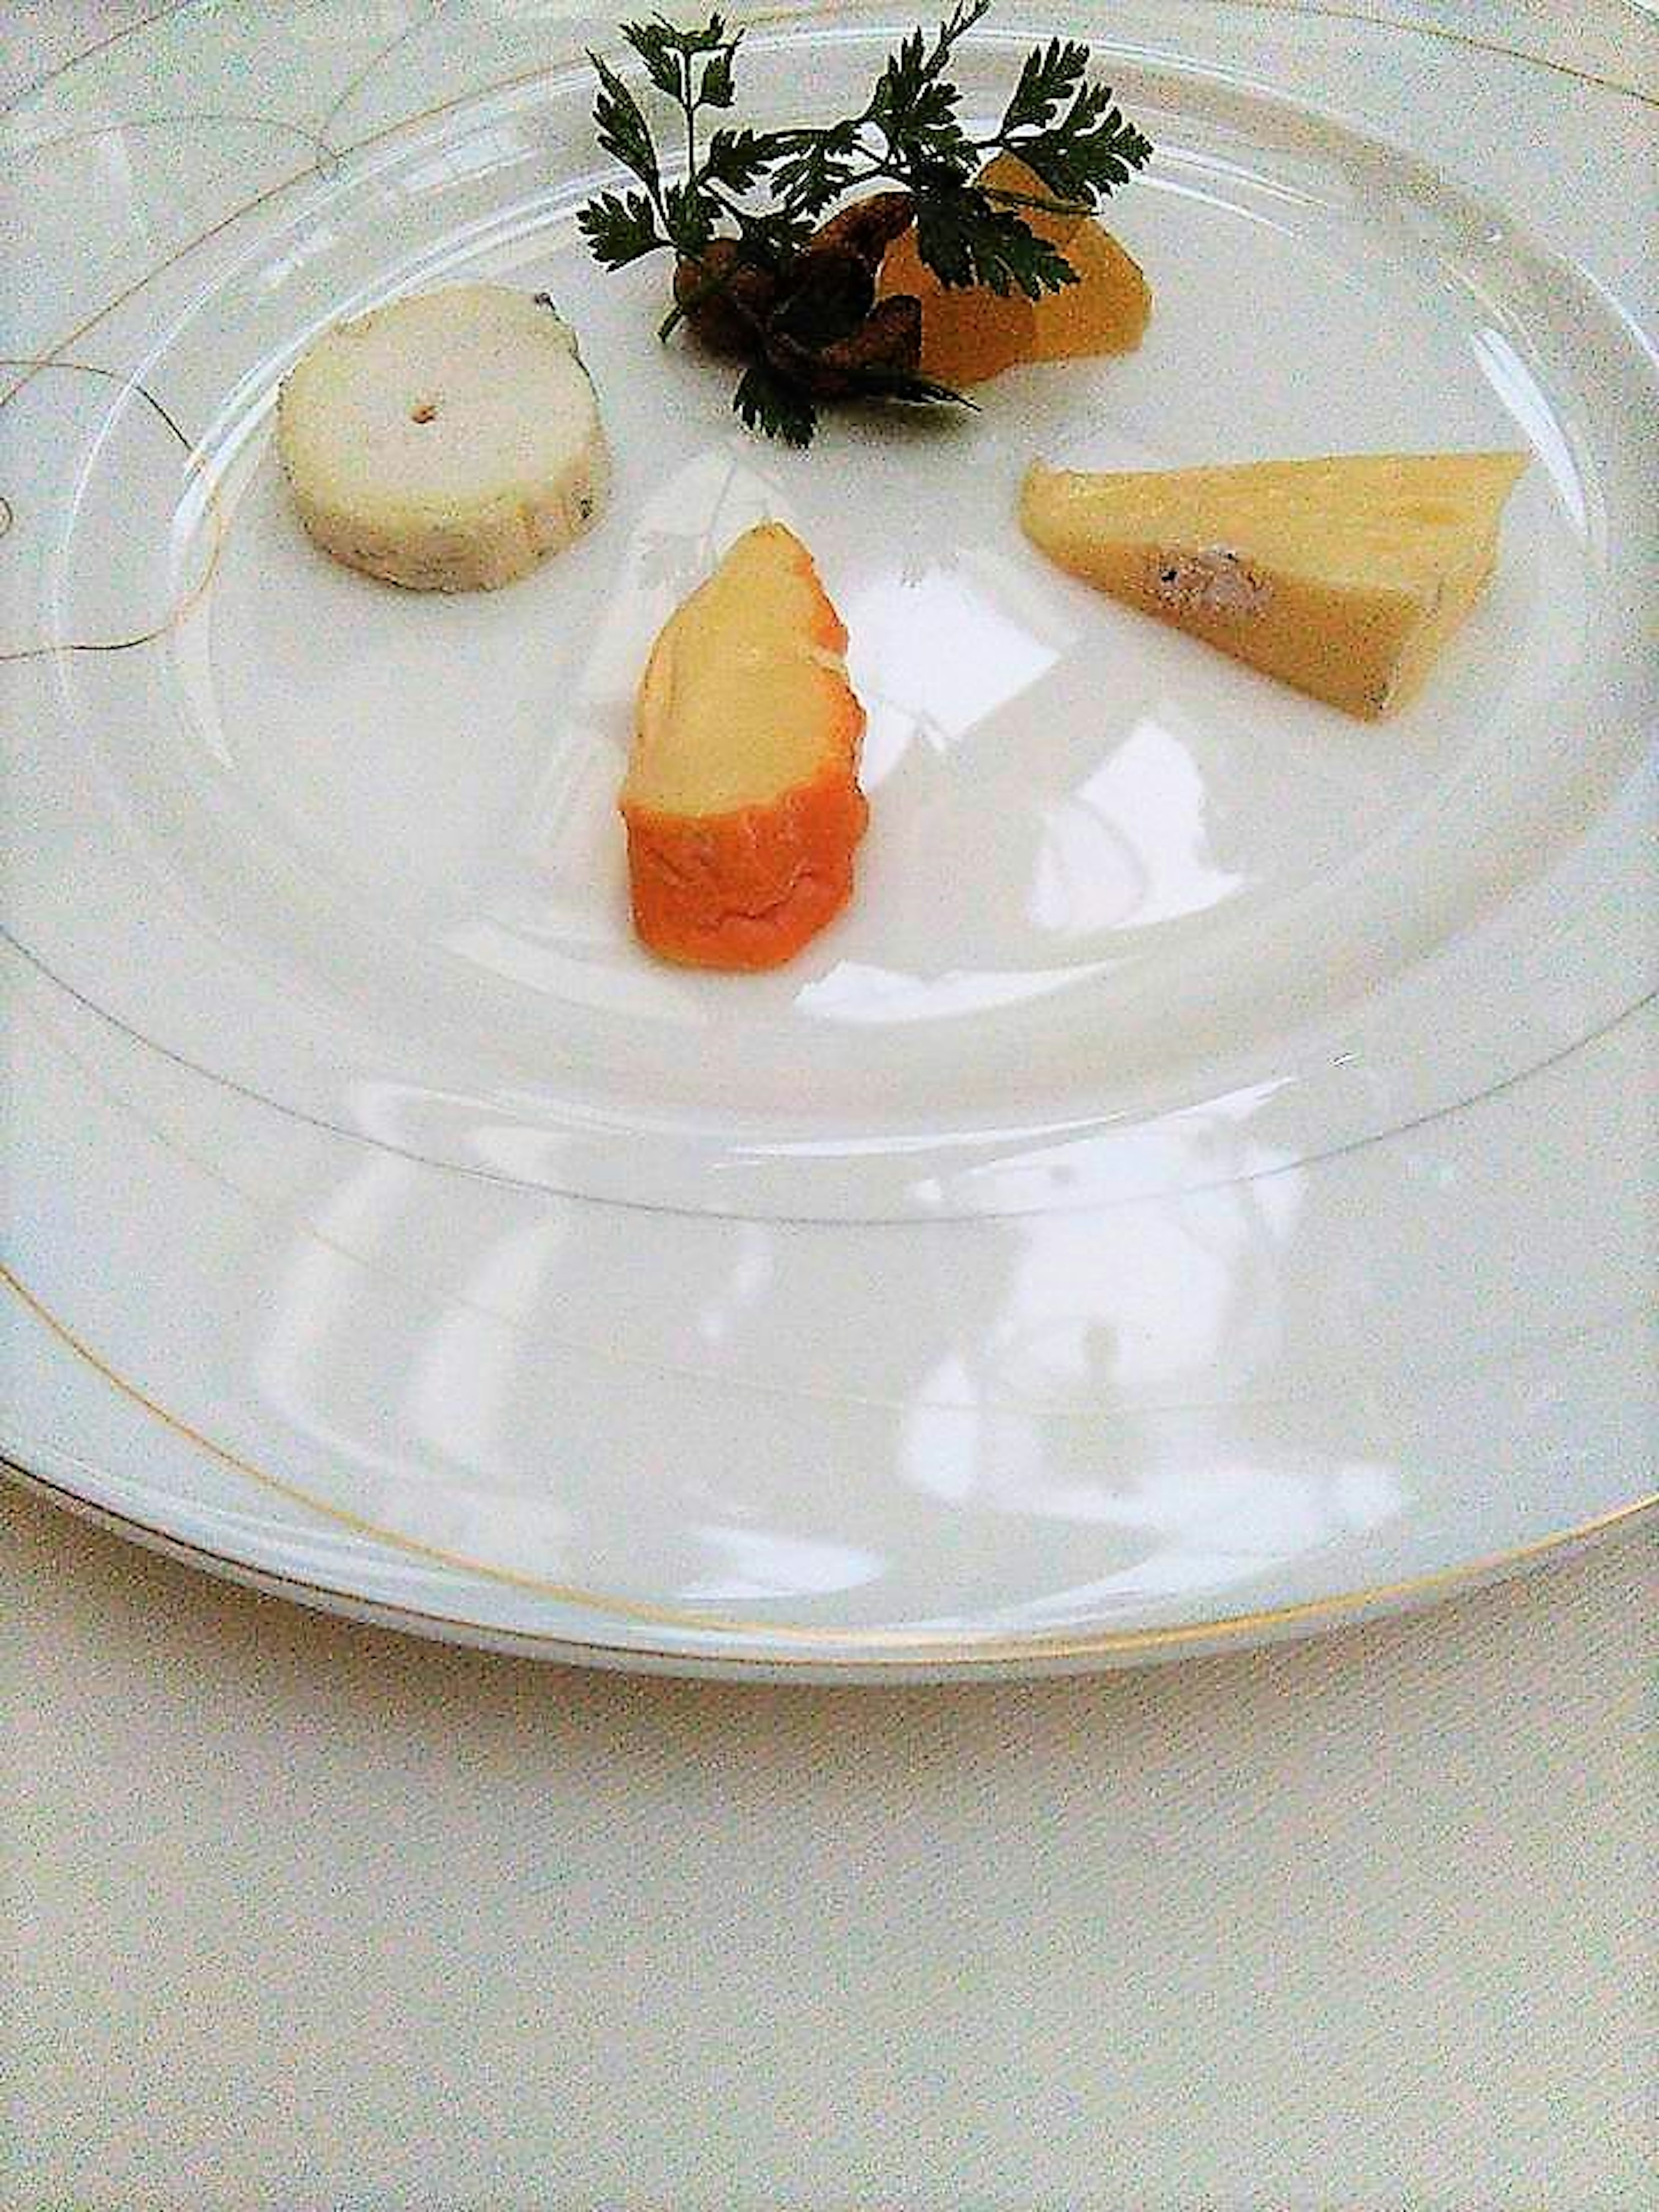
[4,8,1655,2206]
[8,1486,1655,2207]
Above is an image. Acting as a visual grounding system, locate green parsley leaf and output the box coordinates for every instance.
[997,36,1089,135]
[663,179,716,254]
[766,121,863,220]
[732,358,817,447]
[577,188,665,268]
[581,4,1153,446]
[618,20,690,97]
[914,190,1076,297]
[702,125,785,193]
[867,0,989,165]
[588,51,661,192]
[699,47,737,106]
[1006,87,1154,203]
[843,366,976,409]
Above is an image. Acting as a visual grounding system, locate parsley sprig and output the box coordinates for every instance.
[578,6,1153,445]
[582,18,806,279]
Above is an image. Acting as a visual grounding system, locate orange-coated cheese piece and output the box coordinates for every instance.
[620,524,868,969]
[623,758,869,970]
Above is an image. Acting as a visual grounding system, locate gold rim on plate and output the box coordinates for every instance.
[7,1265,1654,1669]
[6,0,1653,1671]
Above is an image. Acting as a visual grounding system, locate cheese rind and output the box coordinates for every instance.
[1019,451,1528,717]
[623,762,869,971]
[277,284,607,590]
[621,524,868,969]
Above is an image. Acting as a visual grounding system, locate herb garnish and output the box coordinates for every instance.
[578,4,1152,445]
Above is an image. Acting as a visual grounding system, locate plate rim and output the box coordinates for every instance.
[6,0,1655,1675]
[7,1261,1656,1675]
[6,1440,1653,1679]
[4,0,1654,134]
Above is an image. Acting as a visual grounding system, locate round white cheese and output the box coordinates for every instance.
[277,283,608,591]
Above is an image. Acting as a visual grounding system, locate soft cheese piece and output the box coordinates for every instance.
[277,284,607,590]
[621,524,868,970]
[877,153,1150,387]
[1019,451,1529,717]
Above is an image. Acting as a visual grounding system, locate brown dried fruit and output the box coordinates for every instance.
[772,246,877,349]
[675,191,931,408]
[673,242,778,356]
[767,295,923,398]
[817,295,923,387]
[804,191,915,273]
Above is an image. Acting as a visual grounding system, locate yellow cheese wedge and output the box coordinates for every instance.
[1019,451,1528,717]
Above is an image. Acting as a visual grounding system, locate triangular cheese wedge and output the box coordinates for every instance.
[621,523,868,969]
[1020,451,1528,717]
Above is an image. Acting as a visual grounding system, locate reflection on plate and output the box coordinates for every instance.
[3,2,1654,1675]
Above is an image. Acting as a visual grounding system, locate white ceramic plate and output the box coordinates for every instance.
[3,1,1654,1677]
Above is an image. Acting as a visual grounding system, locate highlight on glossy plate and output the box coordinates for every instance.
[2,1,1655,1675]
